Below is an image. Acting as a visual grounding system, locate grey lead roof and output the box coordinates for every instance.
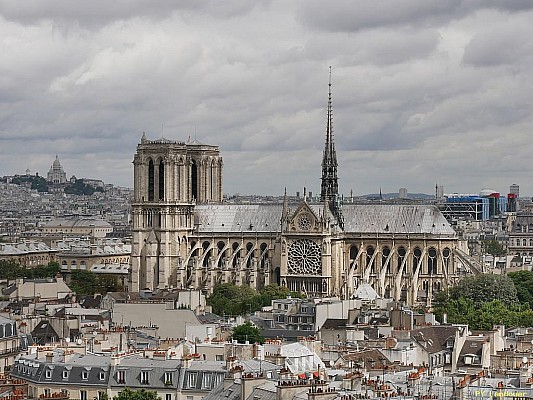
[195,203,455,235]
[341,204,456,235]
[195,204,283,233]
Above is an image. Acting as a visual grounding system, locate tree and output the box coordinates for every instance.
[232,322,264,344]
[0,260,60,280]
[207,283,259,316]
[69,270,99,295]
[113,388,160,400]
[207,283,305,316]
[482,239,507,257]
[508,270,533,309]
[449,274,518,307]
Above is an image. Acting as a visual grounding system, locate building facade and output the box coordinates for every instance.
[130,84,460,306]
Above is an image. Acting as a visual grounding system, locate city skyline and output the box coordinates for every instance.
[1,1,533,196]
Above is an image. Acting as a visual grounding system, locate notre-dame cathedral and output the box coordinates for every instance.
[130,81,460,306]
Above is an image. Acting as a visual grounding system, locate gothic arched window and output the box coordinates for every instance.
[148,160,155,201]
[159,160,165,200]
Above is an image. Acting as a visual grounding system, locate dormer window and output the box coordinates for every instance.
[164,372,172,385]
[140,371,149,385]
[117,370,126,384]
[63,370,69,379]
[99,372,106,381]
[45,369,52,379]
[82,371,88,380]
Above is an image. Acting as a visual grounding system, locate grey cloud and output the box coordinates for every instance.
[1,1,533,196]
[299,0,533,33]
[0,0,262,27]
[463,19,533,67]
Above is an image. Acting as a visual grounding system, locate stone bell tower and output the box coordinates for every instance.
[130,133,223,292]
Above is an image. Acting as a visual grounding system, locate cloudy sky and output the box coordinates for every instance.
[1,1,532,197]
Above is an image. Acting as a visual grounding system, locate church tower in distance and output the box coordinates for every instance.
[130,133,223,292]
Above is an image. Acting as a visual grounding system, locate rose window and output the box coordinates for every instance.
[298,214,311,231]
[288,239,322,275]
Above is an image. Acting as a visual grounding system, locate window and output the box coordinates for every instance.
[80,390,87,400]
[187,372,197,388]
[215,355,223,361]
[45,369,52,379]
[164,371,172,385]
[202,373,213,389]
[165,395,172,400]
[117,370,126,383]
[62,370,69,379]
[44,389,51,397]
[82,370,88,380]
[98,392,106,400]
[140,371,149,385]
[99,371,106,381]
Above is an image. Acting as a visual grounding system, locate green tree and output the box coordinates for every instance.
[207,283,260,316]
[482,239,507,257]
[232,322,264,344]
[0,260,23,279]
[69,270,99,295]
[30,262,61,279]
[207,283,305,316]
[113,388,160,400]
[508,270,533,309]
[0,260,60,280]
[449,274,518,307]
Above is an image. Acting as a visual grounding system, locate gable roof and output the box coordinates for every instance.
[194,203,455,236]
[411,326,459,354]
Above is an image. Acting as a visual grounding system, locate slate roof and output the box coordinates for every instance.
[246,380,277,400]
[411,326,459,354]
[458,337,485,361]
[337,349,392,367]
[0,241,57,255]
[31,320,60,345]
[203,381,241,400]
[43,218,112,229]
[11,352,226,392]
[321,319,347,330]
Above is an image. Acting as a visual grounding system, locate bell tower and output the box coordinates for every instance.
[130,134,223,292]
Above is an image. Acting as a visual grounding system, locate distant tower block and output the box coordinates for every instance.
[437,186,444,200]
[399,188,408,199]
[510,184,520,198]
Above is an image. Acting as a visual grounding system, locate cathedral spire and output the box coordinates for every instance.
[321,66,338,203]
[320,67,344,229]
